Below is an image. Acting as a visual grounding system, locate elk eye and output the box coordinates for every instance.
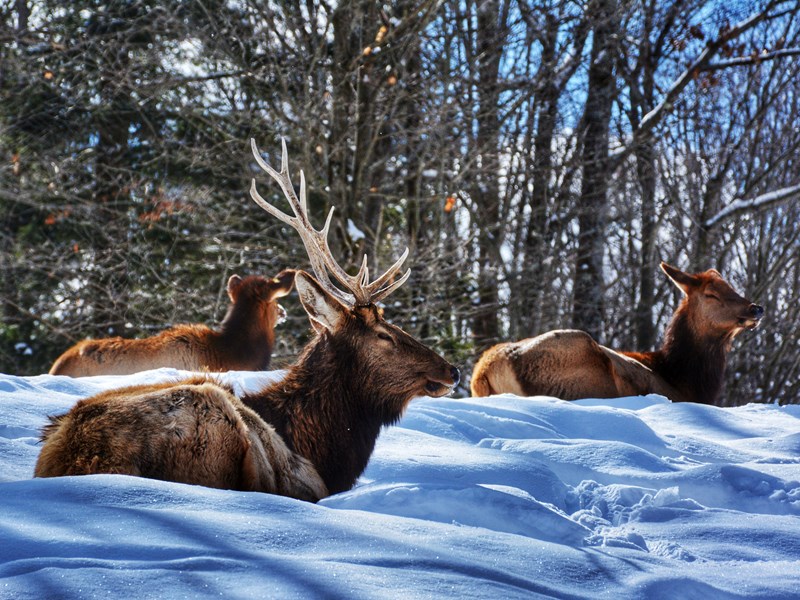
[377,332,394,343]
[705,293,720,301]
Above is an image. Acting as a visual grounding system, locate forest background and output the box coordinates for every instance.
[2,0,799,404]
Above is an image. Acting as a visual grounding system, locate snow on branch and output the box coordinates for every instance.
[704,183,800,229]
[702,48,800,71]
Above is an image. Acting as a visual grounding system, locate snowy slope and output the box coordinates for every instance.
[1,369,799,599]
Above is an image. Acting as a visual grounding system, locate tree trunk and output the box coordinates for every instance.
[630,2,658,350]
[634,139,657,348]
[472,0,505,349]
[90,10,136,336]
[329,2,358,266]
[693,174,724,269]
[522,13,559,337]
[572,0,618,341]
[15,0,29,31]
[402,44,432,339]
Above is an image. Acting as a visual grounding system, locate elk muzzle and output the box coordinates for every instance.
[424,366,460,397]
[739,303,764,329]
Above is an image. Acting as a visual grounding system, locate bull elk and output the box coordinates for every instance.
[48,271,295,376]
[471,263,763,405]
[36,139,459,501]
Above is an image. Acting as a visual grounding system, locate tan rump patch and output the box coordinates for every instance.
[486,358,526,397]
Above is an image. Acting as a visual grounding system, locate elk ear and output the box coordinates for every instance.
[294,271,348,333]
[660,262,698,295]
[268,269,296,300]
[227,274,244,301]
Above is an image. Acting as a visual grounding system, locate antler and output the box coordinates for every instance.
[249,138,410,307]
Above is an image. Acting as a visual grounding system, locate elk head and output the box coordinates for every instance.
[225,270,295,328]
[661,262,764,340]
[248,139,460,408]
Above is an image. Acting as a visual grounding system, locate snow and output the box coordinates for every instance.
[2,368,799,599]
[346,218,365,242]
[703,183,800,228]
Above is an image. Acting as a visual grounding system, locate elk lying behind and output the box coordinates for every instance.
[49,271,295,377]
[36,139,459,501]
[471,263,764,405]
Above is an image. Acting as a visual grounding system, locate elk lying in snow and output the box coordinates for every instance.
[48,271,295,377]
[36,139,459,501]
[471,263,763,405]
[35,376,327,500]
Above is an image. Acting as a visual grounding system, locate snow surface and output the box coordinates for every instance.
[1,368,799,599]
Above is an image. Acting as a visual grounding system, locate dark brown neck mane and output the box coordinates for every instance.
[216,298,273,370]
[624,306,733,405]
[242,333,408,494]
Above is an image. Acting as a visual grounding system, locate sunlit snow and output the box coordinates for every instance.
[1,369,799,599]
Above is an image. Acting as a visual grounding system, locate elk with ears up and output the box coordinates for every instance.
[36,139,459,500]
[49,270,295,376]
[471,263,763,405]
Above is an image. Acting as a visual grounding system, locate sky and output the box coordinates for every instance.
[1,368,799,599]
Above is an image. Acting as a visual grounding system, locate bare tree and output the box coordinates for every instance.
[3,0,800,405]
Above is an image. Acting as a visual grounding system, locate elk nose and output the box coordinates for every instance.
[450,366,461,387]
[749,304,764,320]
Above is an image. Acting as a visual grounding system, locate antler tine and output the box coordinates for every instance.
[280,137,289,175]
[250,138,353,305]
[365,247,408,292]
[299,167,308,216]
[371,267,411,304]
[249,179,293,226]
[250,137,412,307]
[365,248,410,303]
[357,255,370,287]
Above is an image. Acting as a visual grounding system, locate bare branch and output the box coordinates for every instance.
[610,0,790,166]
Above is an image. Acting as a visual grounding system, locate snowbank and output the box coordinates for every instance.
[1,369,799,599]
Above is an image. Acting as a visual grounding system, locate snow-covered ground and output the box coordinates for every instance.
[1,369,799,599]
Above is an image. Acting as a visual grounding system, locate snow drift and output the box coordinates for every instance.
[1,369,799,599]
